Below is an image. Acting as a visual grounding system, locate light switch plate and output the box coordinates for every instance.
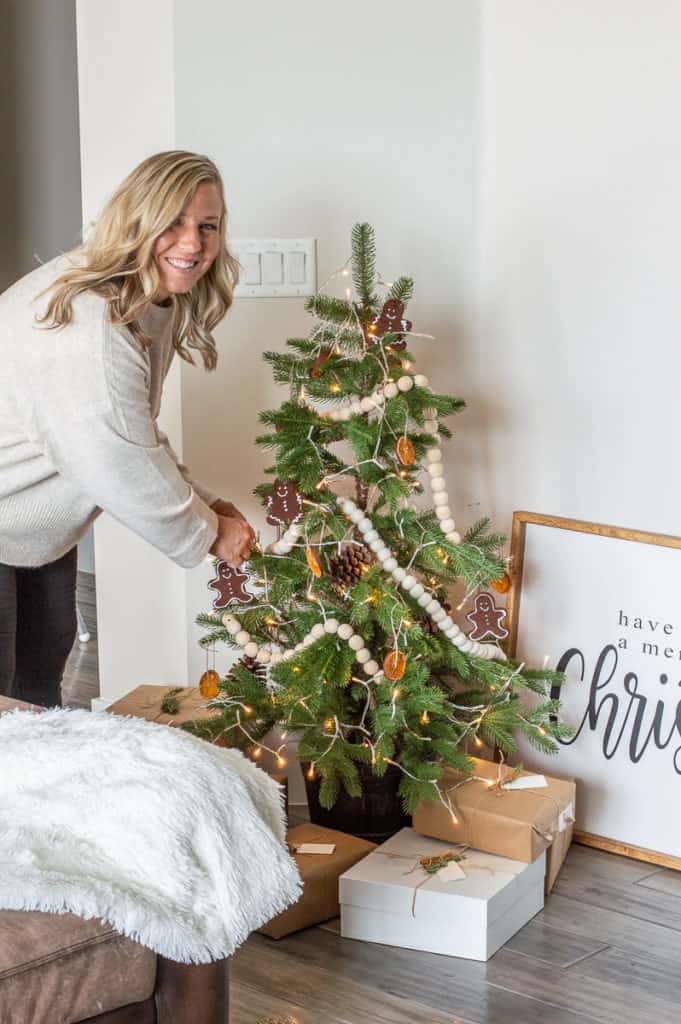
[231,238,317,297]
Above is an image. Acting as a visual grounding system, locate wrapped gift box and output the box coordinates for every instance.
[259,824,376,939]
[412,758,575,892]
[340,827,544,961]
[106,685,222,730]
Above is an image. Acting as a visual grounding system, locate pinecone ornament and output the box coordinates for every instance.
[329,544,372,587]
[230,654,268,684]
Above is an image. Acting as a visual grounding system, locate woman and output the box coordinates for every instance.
[0,150,254,707]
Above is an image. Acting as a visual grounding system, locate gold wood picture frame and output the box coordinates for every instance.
[507,510,681,869]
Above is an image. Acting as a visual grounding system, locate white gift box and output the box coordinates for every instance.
[339,827,545,961]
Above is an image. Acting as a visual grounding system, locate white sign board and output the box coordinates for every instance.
[509,513,681,863]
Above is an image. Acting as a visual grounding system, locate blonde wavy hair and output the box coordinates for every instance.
[35,150,240,370]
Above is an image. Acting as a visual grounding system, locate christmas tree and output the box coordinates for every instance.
[192,224,568,814]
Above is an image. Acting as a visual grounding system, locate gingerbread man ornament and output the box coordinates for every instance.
[466,592,509,641]
[266,479,303,526]
[208,560,255,609]
[366,298,412,350]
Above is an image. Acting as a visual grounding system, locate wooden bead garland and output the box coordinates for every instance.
[219,612,383,678]
[303,368,461,547]
[338,497,506,663]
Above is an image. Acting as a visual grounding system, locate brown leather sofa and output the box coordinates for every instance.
[0,696,229,1023]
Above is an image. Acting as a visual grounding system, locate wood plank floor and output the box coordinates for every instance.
[66,587,681,1024]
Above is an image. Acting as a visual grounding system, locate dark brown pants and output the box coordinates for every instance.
[0,546,77,707]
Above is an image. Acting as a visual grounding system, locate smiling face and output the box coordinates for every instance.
[152,181,222,300]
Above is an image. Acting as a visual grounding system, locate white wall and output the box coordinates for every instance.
[479,0,681,537]
[174,0,484,683]
[76,0,193,698]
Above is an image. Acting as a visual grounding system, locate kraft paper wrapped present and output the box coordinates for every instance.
[412,758,575,893]
[106,685,223,730]
[340,827,545,961]
[258,824,376,939]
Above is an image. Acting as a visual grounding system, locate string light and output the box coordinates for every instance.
[474,736,484,748]
[307,764,316,780]
[420,710,430,725]
[253,747,261,758]
[329,382,341,394]
[277,755,287,768]
[324,719,335,732]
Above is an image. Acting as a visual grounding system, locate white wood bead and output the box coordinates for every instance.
[369,539,384,553]
[384,382,399,399]
[371,392,385,405]
[432,609,448,624]
[413,374,429,387]
[364,660,380,676]
[350,508,363,523]
[235,630,250,646]
[256,648,271,664]
[288,523,302,537]
[460,639,474,653]
[311,623,325,639]
[221,614,240,634]
[270,651,282,665]
[431,478,446,492]
[409,583,425,599]
[417,593,431,607]
[338,623,353,640]
[433,492,449,508]
[397,375,413,392]
[339,408,352,421]
[401,575,416,590]
[294,643,304,652]
[426,448,443,463]
[384,557,398,571]
[375,546,390,561]
[423,407,437,419]
[392,567,407,582]
[425,598,439,614]
[427,462,441,477]
[423,419,438,432]
[435,506,451,520]
[324,618,339,634]
[359,517,372,531]
[447,531,462,544]
[355,648,371,664]
[244,641,259,658]
[360,397,374,413]
[364,528,379,543]
[440,518,456,533]
[350,399,362,415]
[349,634,364,651]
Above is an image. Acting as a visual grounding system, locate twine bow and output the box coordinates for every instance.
[378,845,498,916]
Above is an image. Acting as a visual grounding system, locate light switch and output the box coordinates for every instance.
[288,251,306,285]
[231,239,316,297]
[263,251,284,285]
[242,252,261,286]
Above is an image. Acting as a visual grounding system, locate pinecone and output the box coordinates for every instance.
[421,601,453,635]
[232,655,268,683]
[329,543,372,586]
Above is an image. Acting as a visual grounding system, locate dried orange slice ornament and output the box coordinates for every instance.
[383,649,406,681]
[306,546,323,578]
[490,574,511,594]
[396,436,415,466]
[199,669,220,699]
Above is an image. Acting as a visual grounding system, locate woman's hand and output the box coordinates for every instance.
[209,513,255,569]
[210,498,249,523]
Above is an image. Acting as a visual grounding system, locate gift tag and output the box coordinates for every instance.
[437,860,466,882]
[295,843,336,855]
[503,774,547,790]
[558,801,575,832]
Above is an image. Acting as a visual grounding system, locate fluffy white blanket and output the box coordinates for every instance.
[0,707,301,963]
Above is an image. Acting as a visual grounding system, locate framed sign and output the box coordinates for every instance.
[507,511,681,869]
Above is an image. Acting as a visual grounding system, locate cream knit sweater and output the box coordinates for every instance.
[0,255,219,568]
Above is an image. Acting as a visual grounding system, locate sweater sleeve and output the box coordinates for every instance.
[156,427,221,510]
[35,317,218,569]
